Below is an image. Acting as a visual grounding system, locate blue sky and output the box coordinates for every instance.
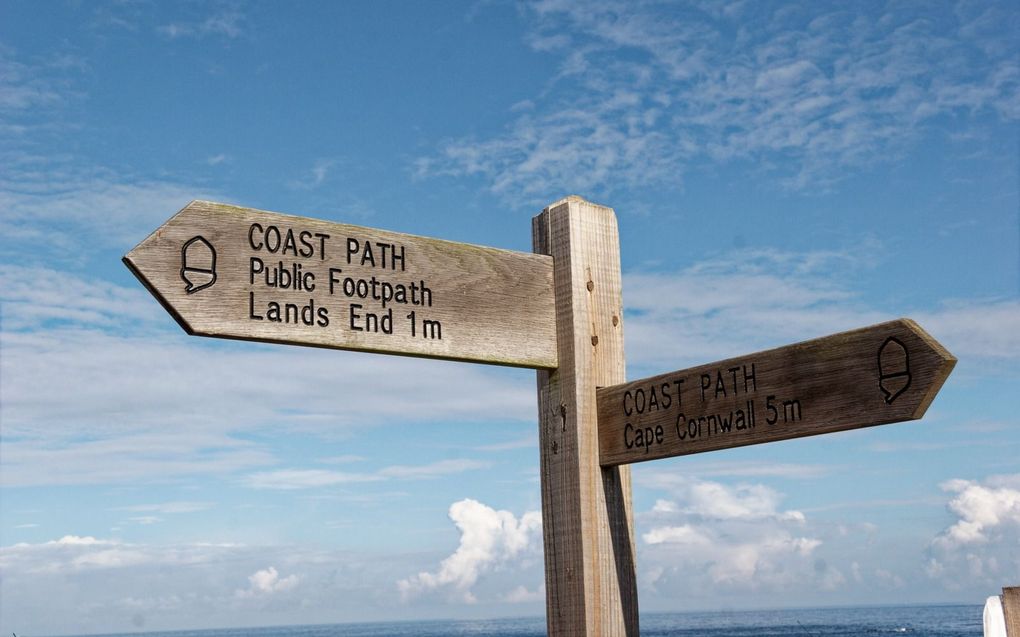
[1,0,1018,634]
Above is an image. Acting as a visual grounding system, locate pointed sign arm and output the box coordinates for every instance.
[596,319,956,466]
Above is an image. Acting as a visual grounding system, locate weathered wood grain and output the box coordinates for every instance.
[124,200,557,368]
[597,319,955,467]
[534,196,638,636]
[1004,587,1020,637]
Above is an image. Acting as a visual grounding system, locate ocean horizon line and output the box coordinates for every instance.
[27,601,985,637]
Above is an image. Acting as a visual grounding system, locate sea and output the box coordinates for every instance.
[52,604,983,637]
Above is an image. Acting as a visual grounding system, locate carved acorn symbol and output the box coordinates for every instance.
[878,337,911,404]
[180,236,217,294]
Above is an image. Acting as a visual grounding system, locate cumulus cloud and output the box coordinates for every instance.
[932,476,1020,549]
[398,499,541,603]
[235,566,299,598]
[638,474,807,523]
[925,474,1020,590]
[638,477,825,594]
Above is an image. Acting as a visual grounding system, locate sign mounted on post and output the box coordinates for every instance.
[124,201,558,368]
[597,319,955,466]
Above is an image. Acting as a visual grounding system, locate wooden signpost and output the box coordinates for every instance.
[597,319,956,466]
[124,200,557,368]
[126,196,956,637]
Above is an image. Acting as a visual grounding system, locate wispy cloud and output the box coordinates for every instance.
[621,248,1020,374]
[242,469,381,490]
[157,9,245,40]
[289,158,338,190]
[378,459,492,480]
[419,0,1019,200]
[0,536,422,634]
[112,502,215,514]
[0,163,224,258]
[1,264,536,487]
[243,459,491,490]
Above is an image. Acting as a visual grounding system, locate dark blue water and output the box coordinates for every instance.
[54,604,983,637]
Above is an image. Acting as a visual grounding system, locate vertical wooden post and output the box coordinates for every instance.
[533,196,638,636]
[1004,587,1020,637]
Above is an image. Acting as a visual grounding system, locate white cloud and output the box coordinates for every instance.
[637,478,825,592]
[501,584,544,603]
[0,167,224,254]
[235,566,299,598]
[636,474,806,522]
[378,459,491,479]
[1,267,537,486]
[128,516,163,526]
[933,476,1020,549]
[398,499,542,603]
[620,249,1020,374]
[642,524,710,546]
[420,1,1018,199]
[243,459,491,490]
[157,10,244,39]
[242,469,381,490]
[288,158,339,190]
[112,501,215,514]
[0,535,420,635]
[924,474,1020,591]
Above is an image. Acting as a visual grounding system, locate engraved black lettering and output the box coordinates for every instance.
[422,317,441,340]
[700,374,711,401]
[392,244,406,271]
[265,226,281,252]
[673,379,685,408]
[744,363,757,392]
[249,292,263,320]
[350,303,363,331]
[250,257,264,284]
[281,229,298,256]
[249,223,264,250]
[315,233,330,260]
[266,301,281,322]
[329,268,343,294]
[635,388,646,414]
[360,240,376,267]
[298,230,314,258]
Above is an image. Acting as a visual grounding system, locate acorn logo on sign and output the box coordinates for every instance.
[180,236,217,294]
[878,337,911,404]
